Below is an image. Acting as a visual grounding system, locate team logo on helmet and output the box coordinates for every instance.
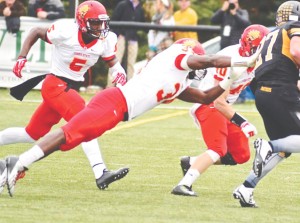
[247,29,262,41]
[78,5,89,19]
[181,39,197,52]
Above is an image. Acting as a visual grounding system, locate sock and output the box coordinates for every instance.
[19,145,45,168]
[243,153,284,188]
[271,135,300,153]
[178,168,200,187]
[0,127,35,145]
[81,139,106,179]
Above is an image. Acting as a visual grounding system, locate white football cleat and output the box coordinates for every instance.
[233,184,257,208]
[6,156,25,197]
[0,160,7,194]
[253,138,272,177]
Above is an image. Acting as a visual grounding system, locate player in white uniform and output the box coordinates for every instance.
[171,25,269,197]
[0,1,129,195]
[1,37,259,196]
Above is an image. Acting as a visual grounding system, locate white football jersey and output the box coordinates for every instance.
[46,19,117,81]
[119,44,193,120]
[196,44,254,106]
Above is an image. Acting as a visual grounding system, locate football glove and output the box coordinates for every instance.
[219,67,247,90]
[13,56,27,78]
[110,62,127,86]
[112,71,126,86]
[240,121,257,138]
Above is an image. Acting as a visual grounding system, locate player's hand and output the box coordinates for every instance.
[13,56,27,78]
[241,121,257,138]
[112,71,127,86]
[247,36,265,67]
[229,66,248,82]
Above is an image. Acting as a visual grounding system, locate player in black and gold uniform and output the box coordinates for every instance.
[233,1,300,208]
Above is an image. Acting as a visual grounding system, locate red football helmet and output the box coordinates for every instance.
[76,1,110,39]
[174,38,205,55]
[239,24,270,57]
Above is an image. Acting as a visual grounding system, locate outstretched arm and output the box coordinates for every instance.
[18,27,48,58]
[177,86,225,105]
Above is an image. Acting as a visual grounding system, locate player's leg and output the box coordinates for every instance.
[4,88,128,195]
[44,76,121,187]
[226,123,250,165]
[172,105,227,196]
[233,152,288,207]
[127,41,138,80]
[0,127,35,145]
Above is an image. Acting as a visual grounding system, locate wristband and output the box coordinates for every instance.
[230,112,246,127]
[180,54,192,71]
[230,57,248,67]
[110,61,123,73]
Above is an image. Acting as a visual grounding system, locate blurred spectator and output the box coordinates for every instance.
[107,0,145,88]
[211,0,251,49]
[147,0,174,59]
[28,0,65,20]
[0,0,25,35]
[173,0,198,41]
[211,0,251,104]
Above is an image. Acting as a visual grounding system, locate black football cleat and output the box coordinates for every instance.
[96,167,129,190]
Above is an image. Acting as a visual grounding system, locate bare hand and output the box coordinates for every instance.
[221,1,230,11]
[3,7,11,17]
[37,11,48,19]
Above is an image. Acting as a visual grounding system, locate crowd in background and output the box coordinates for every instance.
[0,0,255,102]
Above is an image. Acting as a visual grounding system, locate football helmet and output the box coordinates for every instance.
[76,1,110,39]
[275,1,300,27]
[239,24,269,57]
[174,38,205,55]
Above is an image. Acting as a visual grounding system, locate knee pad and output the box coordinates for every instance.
[206,149,220,162]
[220,153,237,165]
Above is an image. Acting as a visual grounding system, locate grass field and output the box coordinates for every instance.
[0,88,300,223]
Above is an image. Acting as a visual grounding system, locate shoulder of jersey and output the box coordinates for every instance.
[50,19,77,37]
[283,20,300,30]
[106,31,117,41]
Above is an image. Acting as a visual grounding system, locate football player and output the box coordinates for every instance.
[171,24,269,197]
[0,1,129,193]
[234,0,300,207]
[0,36,259,196]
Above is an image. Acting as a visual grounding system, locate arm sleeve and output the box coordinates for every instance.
[11,2,26,17]
[46,7,65,20]
[211,9,224,24]
[233,10,251,28]
[102,33,118,60]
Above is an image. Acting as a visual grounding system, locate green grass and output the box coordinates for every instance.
[0,89,300,223]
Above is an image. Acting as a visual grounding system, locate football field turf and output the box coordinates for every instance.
[0,88,299,223]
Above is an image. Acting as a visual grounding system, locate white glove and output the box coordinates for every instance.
[231,36,265,68]
[219,67,247,90]
[230,66,248,81]
[110,62,127,86]
[112,71,126,86]
[241,121,257,138]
